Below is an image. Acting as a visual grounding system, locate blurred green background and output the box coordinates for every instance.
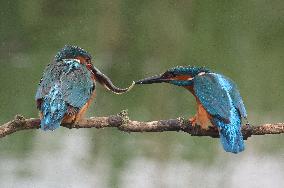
[0,0,283,187]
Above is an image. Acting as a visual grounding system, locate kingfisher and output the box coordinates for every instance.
[135,66,248,153]
[35,45,133,131]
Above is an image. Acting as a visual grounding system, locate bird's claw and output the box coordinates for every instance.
[208,125,218,132]
[189,117,201,135]
[191,124,201,135]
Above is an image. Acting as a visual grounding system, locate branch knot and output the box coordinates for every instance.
[14,114,25,121]
[177,117,187,130]
[117,110,130,127]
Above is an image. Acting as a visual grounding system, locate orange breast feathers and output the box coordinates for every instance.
[184,86,213,129]
[193,100,213,129]
[172,75,192,81]
[62,91,96,123]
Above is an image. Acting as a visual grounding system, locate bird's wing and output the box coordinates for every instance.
[193,73,232,122]
[35,61,61,101]
[60,59,95,108]
[220,75,247,118]
[36,59,94,109]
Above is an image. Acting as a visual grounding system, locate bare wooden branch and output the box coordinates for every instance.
[0,111,283,139]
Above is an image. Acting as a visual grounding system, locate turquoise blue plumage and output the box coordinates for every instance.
[35,59,94,130]
[36,45,133,131]
[194,73,246,153]
[135,65,248,153]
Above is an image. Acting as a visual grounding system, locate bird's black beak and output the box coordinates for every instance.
[135,74,171,85]
[90,65,134,94]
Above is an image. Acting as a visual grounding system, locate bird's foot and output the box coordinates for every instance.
[63,119,80,129]
[73,121,81,129]
[189,116,197,127]
[208,125,218,132]
[207,126,219,138]
[191,124,202,135]
[189,117,201,135]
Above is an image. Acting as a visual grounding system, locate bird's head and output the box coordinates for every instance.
[55,45,92,63]
[55,45,134,94]
[135,66,210,87]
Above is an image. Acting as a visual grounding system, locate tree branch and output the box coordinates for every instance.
[0,111,283,139]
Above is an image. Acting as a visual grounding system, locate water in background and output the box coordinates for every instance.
[0,1,283,187]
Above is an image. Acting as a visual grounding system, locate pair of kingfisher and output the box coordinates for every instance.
[36,45,248,153]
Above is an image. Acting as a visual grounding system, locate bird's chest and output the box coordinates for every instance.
[195,100,213,129]
[185,86,213,129]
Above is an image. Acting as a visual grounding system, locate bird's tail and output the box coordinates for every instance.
[219,123,245,154]
[40,84,67,131]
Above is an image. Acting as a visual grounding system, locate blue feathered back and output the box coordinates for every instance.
[36,59,94,131]
[194,73,246,153]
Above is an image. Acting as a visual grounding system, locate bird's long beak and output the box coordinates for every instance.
[90,66,134,94]
[135,74,170,84]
